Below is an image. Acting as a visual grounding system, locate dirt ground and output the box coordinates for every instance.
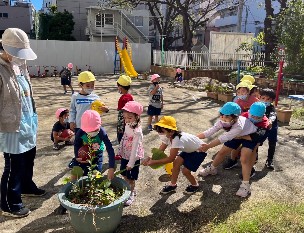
[0,76,304,233]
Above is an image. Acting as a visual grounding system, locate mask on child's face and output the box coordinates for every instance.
[219,120,233,128]
[237,95,248,100]
[126,122,137,128]
[64,118,69,123]
[249,117,262,124]
[158,133,167,142]
[83,88,94,95]
[87,130,99,137]
[261,101,271,107]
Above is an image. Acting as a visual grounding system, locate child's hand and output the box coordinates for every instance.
[107,168,114,180]
[200,144,210,152]
[75,157,89,163]
[142,157,151,166]
[70,122,76,131]
[268,121,273,129]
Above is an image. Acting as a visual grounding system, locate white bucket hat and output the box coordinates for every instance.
[1,28,37,60]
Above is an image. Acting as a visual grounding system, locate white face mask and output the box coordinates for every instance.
[64,118,69,123]
[219,120,233,128]
[87,131,99,137]
[11,56,26,66]
[84,88,94,95]
[158,134,168,142]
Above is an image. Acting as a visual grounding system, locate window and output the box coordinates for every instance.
[0,13,2,17]
[102,13,113,27]
[134,16,143,27]
[95,14,101,27]
[2,13,8,18]
[46,3,47,7]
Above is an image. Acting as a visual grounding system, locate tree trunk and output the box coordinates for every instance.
[182,14,192,51]
[264,0,276,67]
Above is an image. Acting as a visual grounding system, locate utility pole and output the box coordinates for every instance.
[237,0,244,32]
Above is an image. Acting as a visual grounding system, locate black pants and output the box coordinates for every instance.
[1,147,38,212]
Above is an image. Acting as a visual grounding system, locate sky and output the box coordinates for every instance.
[30,0,43,10]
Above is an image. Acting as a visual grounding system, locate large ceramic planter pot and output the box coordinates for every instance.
[276,108,293,123]
[207,92,218,100]
[218,93,234,102]
[58,177,131,233]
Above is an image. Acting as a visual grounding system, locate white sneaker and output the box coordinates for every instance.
[198,165,217,177]
[124,192,135,206]
[236,183,251,198]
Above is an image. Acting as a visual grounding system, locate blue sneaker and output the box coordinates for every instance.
[148,125,153,131]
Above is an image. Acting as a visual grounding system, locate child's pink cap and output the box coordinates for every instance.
[151,74,160,82]
[122,101,143,116]
[67,63,73,69]
[81,110,102,132]
[176,68,182,73]
[55,108,68,119]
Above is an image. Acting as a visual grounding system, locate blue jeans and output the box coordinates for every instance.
[1,147,38,212]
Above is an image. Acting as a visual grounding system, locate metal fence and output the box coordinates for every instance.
[153,50,265,70]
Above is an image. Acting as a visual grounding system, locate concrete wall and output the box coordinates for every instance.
[26,40,151,75]
[0,5,32,35]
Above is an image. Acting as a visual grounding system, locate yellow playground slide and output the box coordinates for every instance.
[119,48,138,78]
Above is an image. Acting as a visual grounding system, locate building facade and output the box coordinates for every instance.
[0,0,35,37]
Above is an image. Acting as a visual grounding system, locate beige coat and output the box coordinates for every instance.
[0,56,23,132]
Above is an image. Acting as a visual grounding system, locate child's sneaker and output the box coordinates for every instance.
[2,207,30,218]
[265,160,274,170]
[53,143,60,150]
[148,125,153,131]
[124,192,135,206]
[184,185,199,194]
[223,158,238,170]
[161,185,177,194]
[236,183,251,198]
[63,91,67,94]
[198,165,217,177]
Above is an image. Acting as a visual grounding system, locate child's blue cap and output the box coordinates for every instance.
[249,102,266,117]
[219,102,241,116]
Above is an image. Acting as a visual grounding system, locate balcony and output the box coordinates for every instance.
[215,15,238,28]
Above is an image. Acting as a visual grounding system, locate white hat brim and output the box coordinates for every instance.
[3,44,37,60]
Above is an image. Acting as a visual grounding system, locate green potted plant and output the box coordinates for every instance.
[217,85,234,102]
[58,137,131,233]
[205,84,218,100]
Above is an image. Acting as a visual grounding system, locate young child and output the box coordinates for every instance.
[73,110,115,178]
[69,71,109,134]
[260,88,278,169]
[116,75,133,143]
[249,85,260,99]
[197,102,259,197]
[118,101,144,206]
[175,68,183,82]
[51,108,74,150]
[147,74,163,131]
[57,110,115,214]
[235,81,259,112]
[59,63,74,94]
[68,71,109,168]
[143,116,207,194]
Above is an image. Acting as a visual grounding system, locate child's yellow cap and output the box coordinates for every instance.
[154,116,177,131]
[91,100,105,115]
[117,75,132,86]
[78,71,96,83]
[241,75,255,84]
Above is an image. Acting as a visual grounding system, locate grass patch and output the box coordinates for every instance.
[209,201,304,233]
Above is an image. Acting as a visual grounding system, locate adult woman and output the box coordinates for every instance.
[0,28,45,218]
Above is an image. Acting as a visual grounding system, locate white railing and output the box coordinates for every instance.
[153,50,265,70]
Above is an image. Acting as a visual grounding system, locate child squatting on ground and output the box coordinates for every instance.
[147,74,163,131]
[175,68,183,83]
[59,63,74,94]
[51,108,74,150]
[143,116,207,194]
[117,101,144,206]
[197,102,259,197]
[116,75,134,144]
